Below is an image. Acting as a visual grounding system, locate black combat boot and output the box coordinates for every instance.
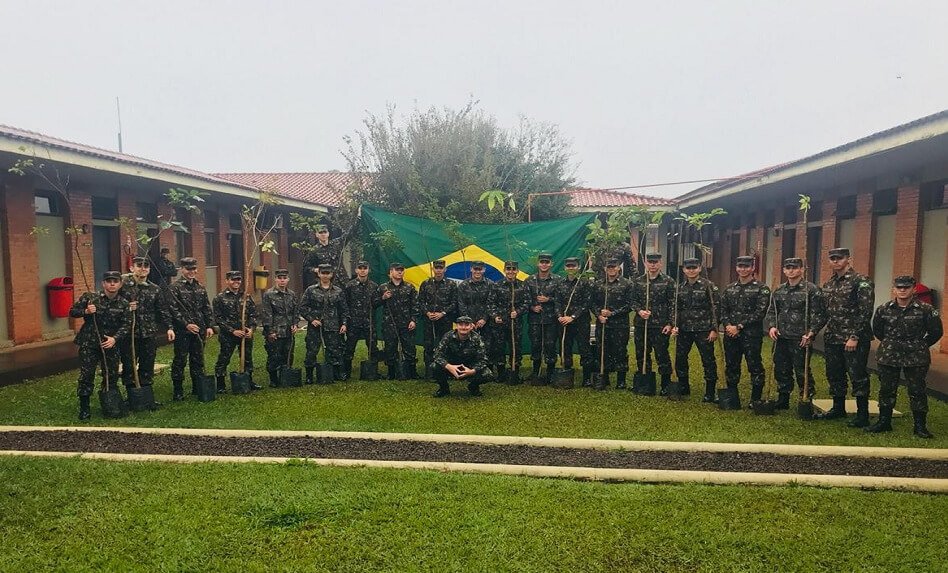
[387,363,398,380]
[615,371,627,390]
[78,395,91,421]
[248,375,263,391]
[681,380,691,396]
[593,371,609,391]
[913,411,933,438]
[660,374,671,396]
[865,407,893,433]
[340,361,352,381]
[467,381,483,397]
[847,396,870,427]
[216,375,227,394]
[582,366,593,388]
[496,365,507,384]
[269,371,280,388]
[433,383,450,398]
[172,380,185,401]
[750,384,763,403]
[545,362,556,385]
[775,393,790,410]
[404,362,419,380]
[816,397,847,420]
[701,381,716,403]
[305,368,315,385]
[531,363,541,381]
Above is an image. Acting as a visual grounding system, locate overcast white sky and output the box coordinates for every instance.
[2,1,946,198]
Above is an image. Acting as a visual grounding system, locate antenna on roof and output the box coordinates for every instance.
[115,96,123,153]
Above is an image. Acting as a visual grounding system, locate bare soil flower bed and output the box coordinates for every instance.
[1,430,946,479]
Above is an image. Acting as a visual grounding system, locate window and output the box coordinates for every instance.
[205,230,219,266]
[872,189,897,215]
[137,202,157,223]
[835,195,857,219]
[34,193,59,215]
[175,230,191,262]
[91,196,118,219]
[229,214,242,231]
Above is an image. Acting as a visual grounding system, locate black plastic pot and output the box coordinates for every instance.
[527,368,548,386]
[666,380,684,401]
[506,367,523,385]
[717,388,741,410]
[230,371,252,394]
[751,400,777,415]
[280,366,303,387]
[126,385,155,412]
[797,400,814,420]
[553,367,575,389]
[195,374,216,402]
[359,360,380,381]
[317,363,335,384]
[632,372,656,396]
[590,372,608,390]
[98,387,127,418]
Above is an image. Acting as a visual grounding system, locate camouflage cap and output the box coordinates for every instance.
[605,258,620,267]
[564,257,580,266]
[275,268,289,277]
[682,258,700,268]
[455,315,474,324]
[538,252,553,262]
[179,257,198,269]
[471,261,486,269]
[645,252,662,262]
[828,248,850,258]
[783,257,804,268]
[131,256,150,265]
[432,259,446,268]
[355,260,369,268]
[735,256,754,266]
[102,270,122,281]
[226,270,243,280]
[389,262,404,271]
[893,275,916,287]
[504,261,519,270]
[318,264,334,273]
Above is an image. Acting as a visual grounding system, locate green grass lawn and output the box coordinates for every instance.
[1,337,944,448]
[1,456,944,573]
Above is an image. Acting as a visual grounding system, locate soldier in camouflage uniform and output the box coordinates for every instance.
[119,257,174,402]
[377,262,418,379]
[343,260,380,379]
[588,258,632,390]
[671,258,720,401]
[719,255,771,403]
[70,271,131,420]
[168,257,215,400]
[259,269,300,387]
[817,247,875,425]
[764,258,827,409]
[430,316,495,397]
[418,259,458,376]
[630,252,676,395]
[301,264,350,383]
[491,261,530,383]
[867,275,943,438]
[302,225,344,288]
[457,260,495,369]
[213,270,261,392]
[556,257,594,386]
[526,253,561,384]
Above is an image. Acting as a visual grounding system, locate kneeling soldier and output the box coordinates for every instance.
[867,275,943,437]
[260,269,300,387]
[431,315,495,397]
[213,270,261,391]
[71,271,130,420]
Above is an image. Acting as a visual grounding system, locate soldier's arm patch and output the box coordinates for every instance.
[859,282,871,289]
[934,310,940,317]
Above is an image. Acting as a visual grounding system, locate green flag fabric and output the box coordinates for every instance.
[360,205,596,289]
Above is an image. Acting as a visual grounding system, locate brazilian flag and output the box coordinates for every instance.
[361,205,596,289]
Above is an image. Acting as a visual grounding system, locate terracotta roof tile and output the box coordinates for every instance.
[568,187,677,208]
[212,172,353,207]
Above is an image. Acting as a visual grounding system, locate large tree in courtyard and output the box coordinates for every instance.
[343,100,576,223]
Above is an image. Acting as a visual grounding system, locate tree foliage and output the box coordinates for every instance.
[342,100,576,223]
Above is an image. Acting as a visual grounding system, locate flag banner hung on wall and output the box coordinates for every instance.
[360,205,596,290]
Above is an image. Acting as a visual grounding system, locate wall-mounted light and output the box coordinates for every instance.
[81,224,90,234]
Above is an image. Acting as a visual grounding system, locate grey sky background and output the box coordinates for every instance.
[2,1,946,198]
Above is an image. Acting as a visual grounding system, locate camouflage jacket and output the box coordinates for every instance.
[872,299,943,366]
[630,272,676,328]
[719,279,771,335]
[418,277,458,321]
[259,287,300,338]
[822,268,874,343]
[69,291,130,347]
[213,289,258,334]
[588,277,632,325]
[152,256,177,287]
[675,277,721,332]
[168,277,213,331]
[555,275,593,322]
[119,277,172,337]
[490,278,530,325]
[303,238,344,276]
[376,281,417,329]
[525,274,561,324]
[344,278,379,329]
[432,330,489,372]
[764,280,827,340]
[301,284,350,331]
[457,278,494,324]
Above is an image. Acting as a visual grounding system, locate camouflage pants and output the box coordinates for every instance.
[215,333,254,376]
[634,326,672,377]
[265,335,294,374]
[561,321,594,369]
[723,330,765,389]
[674,330,717,384]
[877,364,929,413]
[529,320,558,366]
[594,320,630,373]
[433,365,495,388]
[307,327,344,367]
[171,330,206,384]
[344,324,379,363]
[423,318,454,366]
[490,320,524,367]
[824,339,871,398]
[381,323,415,368]
[773,338,816,397]
[120,336,158,387]
[77,345,121,396]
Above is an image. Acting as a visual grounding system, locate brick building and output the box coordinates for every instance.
[0,126,332,350]
[675,109,948,353]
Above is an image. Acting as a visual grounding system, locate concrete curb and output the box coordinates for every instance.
[1,425,945,460]
[2,449,945,493]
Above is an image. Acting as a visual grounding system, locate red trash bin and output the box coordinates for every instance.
[47,277,74,318]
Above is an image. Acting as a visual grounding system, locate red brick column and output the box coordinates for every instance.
[68,191,95,294]
[117,191,137,272]
[217,210,231,290]
[156,201,176,255]
[892,185,922,279]
[190,210,206,271]
[852,192,875,277]
[820,198,837,282]
[771,213,784,287]
[1,175,42,343]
